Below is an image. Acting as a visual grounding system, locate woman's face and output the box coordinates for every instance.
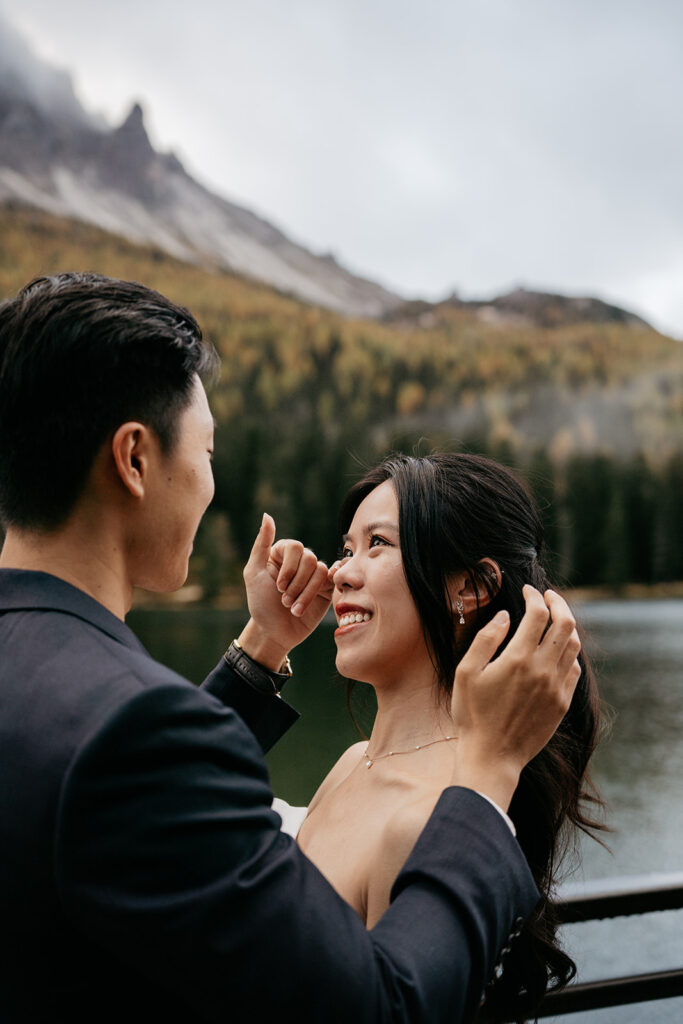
[332,480,432,689]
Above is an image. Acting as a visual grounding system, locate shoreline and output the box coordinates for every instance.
[131,579,683,612]
[566,580,683,603]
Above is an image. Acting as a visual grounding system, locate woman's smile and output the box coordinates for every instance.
[331,481,430,687]
[335,603,373,634]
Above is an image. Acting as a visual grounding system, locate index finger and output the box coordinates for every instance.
[263,538,288,583]
[456,609,511,676]
[270,540,305,592]
[541,590,577,640]
[538,589,579,660]
[504,584,550,651]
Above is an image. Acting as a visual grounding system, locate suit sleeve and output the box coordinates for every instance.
[201,657,299,752]
[55,682,538,1024]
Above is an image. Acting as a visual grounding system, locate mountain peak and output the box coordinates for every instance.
[119,101,145,132]
[0,15,401,317]
[112,101,153,155]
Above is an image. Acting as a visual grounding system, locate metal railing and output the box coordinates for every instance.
[534,871,683,1017]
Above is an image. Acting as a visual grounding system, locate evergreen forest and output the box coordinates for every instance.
[1,204,682,596]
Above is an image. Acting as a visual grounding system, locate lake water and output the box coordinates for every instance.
[128,597,683,1023]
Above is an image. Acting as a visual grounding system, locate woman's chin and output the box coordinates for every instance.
[335,651,356,678]
[335,654,375,687]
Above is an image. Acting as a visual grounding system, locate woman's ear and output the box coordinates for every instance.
[110,422,151,499]
[447,559,503,620]
[475,558,503,605]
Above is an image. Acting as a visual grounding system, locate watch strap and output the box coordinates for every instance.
[224,639,292,696]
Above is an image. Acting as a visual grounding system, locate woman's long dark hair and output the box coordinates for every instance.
[339,452,607,1024]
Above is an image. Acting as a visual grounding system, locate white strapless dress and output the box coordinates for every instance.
[272,797,308,838]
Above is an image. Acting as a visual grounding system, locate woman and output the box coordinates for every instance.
[295,452,606,1023]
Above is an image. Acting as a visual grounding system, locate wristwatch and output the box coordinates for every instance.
[223,639,292,697]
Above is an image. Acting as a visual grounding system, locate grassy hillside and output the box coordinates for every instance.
[2,203,682,588]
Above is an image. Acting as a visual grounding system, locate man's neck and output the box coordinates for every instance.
[0,522,132,620]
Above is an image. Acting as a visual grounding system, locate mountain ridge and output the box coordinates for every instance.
[0,13,652,329]
[0,15,402,317]
[386,286,651,331]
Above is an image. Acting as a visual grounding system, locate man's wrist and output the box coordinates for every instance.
[475,792,517,836]
[449,747,521,813]
[236,619,290,672]
[224,639,292,697]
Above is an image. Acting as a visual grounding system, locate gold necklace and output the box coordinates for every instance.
[363,735,456,769]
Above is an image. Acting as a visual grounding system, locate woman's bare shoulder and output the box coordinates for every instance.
[307,740,367,814]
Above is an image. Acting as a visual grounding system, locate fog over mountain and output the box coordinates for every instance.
[0,13,654,329]
[0,15,403,317]
[0,15,100,128]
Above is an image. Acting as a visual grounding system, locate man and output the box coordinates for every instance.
[0,273,580,1023]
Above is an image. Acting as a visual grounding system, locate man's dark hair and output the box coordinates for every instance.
[0,272,219,529]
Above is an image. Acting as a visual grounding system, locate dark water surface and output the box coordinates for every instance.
[129,597,683,1023]
[550,598,683,1023]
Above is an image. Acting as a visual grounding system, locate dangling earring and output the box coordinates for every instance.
[455,598,465,625]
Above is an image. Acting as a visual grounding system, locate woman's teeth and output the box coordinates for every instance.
[338,612,371,627]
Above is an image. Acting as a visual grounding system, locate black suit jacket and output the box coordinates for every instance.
[0,569,538,1023]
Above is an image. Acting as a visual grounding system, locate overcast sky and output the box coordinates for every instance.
[3,0,683,337]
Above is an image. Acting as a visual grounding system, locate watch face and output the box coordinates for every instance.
[279,656,293,678]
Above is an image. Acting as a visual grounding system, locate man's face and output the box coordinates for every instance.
[131,376,215,593]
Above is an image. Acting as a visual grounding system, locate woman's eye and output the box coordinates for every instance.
[340,546,353,559]
[369,535,389,549]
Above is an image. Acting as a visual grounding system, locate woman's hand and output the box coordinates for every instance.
[449,585,581,810]
[236,514,333,671]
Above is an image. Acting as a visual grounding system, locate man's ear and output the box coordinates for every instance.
[447,558,503,618]
[110,422,152,499]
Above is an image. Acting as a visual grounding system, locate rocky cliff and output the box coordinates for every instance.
[0,16,400,317]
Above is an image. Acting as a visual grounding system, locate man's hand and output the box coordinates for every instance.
[450,585,581,811]
[236,514,333,671]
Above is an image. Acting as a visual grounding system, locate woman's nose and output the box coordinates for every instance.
[332,554,362,590]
